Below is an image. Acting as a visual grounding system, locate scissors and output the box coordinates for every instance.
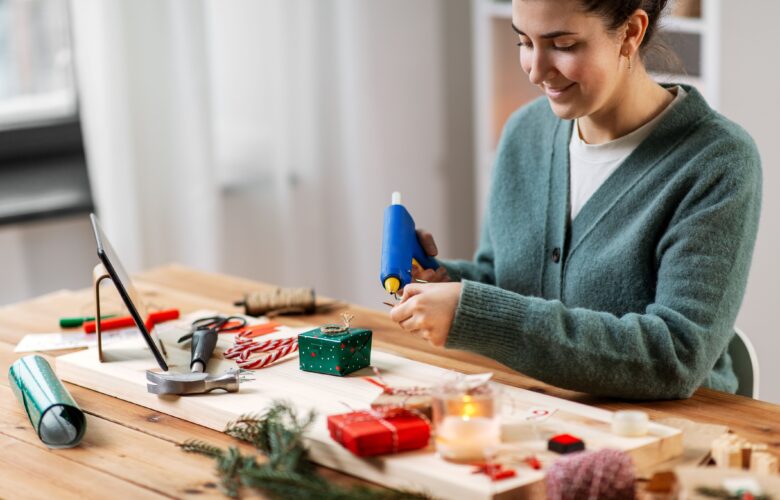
[177,316,248,343]
[177,316,248,372]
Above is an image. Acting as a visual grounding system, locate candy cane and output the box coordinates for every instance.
[237,341,299,369]
[224,337,296,359]
[225,334,298,369]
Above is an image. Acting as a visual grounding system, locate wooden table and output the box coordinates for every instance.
[1,264,778,499]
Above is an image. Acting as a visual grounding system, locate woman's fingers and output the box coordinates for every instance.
[416,229,438,257]
[399,284,423,303]
[412,267,438,282]
[433,267,451,282]
[389,291,418,322]
[399,316,418,332]
[412,265,450,283]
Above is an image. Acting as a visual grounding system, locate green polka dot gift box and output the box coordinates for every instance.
[298,325,372,377]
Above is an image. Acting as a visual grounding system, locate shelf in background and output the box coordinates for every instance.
[662,16,705,34]
[480,0,703,35]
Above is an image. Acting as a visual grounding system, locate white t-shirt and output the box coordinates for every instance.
[569,86,686,220]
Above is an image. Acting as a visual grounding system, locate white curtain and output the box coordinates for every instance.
[71,0,219,272]
[70,0,473,308]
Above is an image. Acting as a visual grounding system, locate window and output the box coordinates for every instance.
[0,0,92,225]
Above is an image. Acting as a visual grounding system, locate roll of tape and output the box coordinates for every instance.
[611,410,649,437]
[9,355,87,448]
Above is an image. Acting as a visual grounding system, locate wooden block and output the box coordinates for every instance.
[751,451,779,475]
[742,445,753,470]
[712,433,749,468]
[646,471,678,493]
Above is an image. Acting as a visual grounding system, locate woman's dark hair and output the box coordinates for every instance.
[578,0,669,51]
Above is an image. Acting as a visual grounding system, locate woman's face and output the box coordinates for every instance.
[513,0,625,120]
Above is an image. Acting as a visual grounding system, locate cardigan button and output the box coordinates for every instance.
[551,247,561,263]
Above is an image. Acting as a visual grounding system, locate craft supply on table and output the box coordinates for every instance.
[380,191,440,298]
[471,462,517,481]
[612,409,649,437]
[645,471,679,499]
[327,407,430,457]
[432,372,501,462]
[674,466,780,500]
[9,355,87,448]
[548,433,586,454]
[500,402,557,442]
[711,433,779,475]
[545,449,635,500]
[366,366,433,419]
[55,325,685,499]
[298,313,372,377]
[235,287,318,317]
[83,308,180,333]
[222,313,293,370]
[15,328,139,353]
[146,369,253,395]
[59,314,117,328]
[177,315,247,372]
[146,315,257,396]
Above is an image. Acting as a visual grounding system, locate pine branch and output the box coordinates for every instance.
[178,439,225,459]
[179,400,434,500]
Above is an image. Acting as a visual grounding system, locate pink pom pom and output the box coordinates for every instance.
[545,449,635,500]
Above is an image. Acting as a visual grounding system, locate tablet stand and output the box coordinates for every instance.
[92,263,113,362]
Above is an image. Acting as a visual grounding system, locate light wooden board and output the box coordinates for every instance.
[56,318,683,500]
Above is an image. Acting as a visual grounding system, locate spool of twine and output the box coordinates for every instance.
[235,288,316,317]
[545,449,635,500]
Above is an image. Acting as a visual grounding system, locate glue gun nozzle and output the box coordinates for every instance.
[384,277,400,295]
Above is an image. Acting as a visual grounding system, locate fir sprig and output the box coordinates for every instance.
[178,400,432,499]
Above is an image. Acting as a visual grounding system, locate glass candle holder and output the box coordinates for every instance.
[432,376,501,462]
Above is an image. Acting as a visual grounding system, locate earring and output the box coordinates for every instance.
[624,51,632,71]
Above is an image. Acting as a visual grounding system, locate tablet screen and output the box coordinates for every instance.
[90,214,168,370]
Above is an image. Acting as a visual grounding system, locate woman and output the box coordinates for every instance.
[389,0,761,399]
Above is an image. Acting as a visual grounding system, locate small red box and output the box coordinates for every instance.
[327,409,430,457]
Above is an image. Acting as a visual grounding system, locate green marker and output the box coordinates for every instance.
[59,315,117,328]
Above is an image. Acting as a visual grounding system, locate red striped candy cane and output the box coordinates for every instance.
[237,340,299,369]
[225,335,298,369]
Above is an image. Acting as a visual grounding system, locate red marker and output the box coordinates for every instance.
[84,309,180,333]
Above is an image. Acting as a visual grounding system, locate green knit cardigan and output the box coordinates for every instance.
[442,85,762,399]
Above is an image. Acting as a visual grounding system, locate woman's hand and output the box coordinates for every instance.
[414,229,451,283]
[389,282,462,347]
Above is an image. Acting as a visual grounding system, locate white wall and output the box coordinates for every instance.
[1,1,476,314]
[207,0,476,308]
[0,215,95,306]
[719,2,780,403]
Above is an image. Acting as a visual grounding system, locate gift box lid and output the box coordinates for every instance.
[298,327,371,343]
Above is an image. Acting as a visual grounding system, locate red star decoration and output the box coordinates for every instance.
[311,352,316,357]
[350,347,355,353]
[340,343,345,349]
[336,365,341,371]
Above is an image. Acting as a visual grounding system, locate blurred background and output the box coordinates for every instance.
[0,0,778,402]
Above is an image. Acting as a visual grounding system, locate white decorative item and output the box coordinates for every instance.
[432,373,501,461]
[611,410,649,437]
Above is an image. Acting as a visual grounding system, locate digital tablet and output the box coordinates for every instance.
[89,213,169,371]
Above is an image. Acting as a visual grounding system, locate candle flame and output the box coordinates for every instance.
[462,398,477,420]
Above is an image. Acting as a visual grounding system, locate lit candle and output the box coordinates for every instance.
[434,393,501,461]
[436,414,501,461]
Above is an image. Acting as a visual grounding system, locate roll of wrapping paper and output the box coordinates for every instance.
[9,355,87,448]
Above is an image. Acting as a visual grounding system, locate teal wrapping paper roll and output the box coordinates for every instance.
[9,355,86,448]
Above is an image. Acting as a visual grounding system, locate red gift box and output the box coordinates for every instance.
[327,409,430,457]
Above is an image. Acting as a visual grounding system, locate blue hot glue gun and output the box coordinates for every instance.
[380,192,440,296]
